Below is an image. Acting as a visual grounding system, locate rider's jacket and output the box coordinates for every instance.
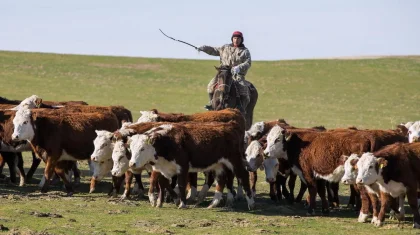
[200,43,251,77]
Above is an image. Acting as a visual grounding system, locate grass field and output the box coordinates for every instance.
[1,51,420,234]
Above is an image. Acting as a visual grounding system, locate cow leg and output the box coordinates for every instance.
[278,174,289,201]
[197,171,215,204]
[328,182,339,208]
[72,162,81,186]
[0,154,7,181]
[54,164,74,196]
[317,179,329,215]
[348,184,357,209]
[109,175,124,197]
[156,175,167,208]
[233,160,255,210]
[89,176,98,194]
[306,178,317,216]
[296,179,308,204]
[187,172,198,201]
[177,168,189,209]
[208,170,226,209]
[41,158,56,193]
[4,152,18,184]
[269,181,277,201]
[225,170,236,207]
[388,195,404,222]
[368,192,380,224]
[26,151,41,182]
[249,171,257,198]
[148,171,160,206]
[121,171,134,200]
[357,185,371,223]
[375,191,391,227]
[16,153,26,186]
[132,173,144,196]
[406,188,420,228]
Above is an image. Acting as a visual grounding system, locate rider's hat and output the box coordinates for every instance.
[231,31,244,42]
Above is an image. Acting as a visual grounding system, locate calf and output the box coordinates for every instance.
[11,108,119,194]
[264,125,407,216]
[356,143,420,228]
[127,121,254,209]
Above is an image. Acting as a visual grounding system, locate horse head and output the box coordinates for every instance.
[212,65,234,110]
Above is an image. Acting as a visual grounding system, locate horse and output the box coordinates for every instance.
[211,65,258,130]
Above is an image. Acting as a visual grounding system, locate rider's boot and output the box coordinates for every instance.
[204,93,214,111]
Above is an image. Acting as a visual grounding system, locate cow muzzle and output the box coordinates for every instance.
[129,162,136,168]
[11,134,20,141]
[356,178,363,184]
[266,177,275,183]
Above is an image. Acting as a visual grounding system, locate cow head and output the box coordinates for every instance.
[263,125,288,159]
[356,152,387,185]
[341,154,359,185]
[91,158,113,180]
[11,95,42,110]
[244,140,264,172]
[91,130,114,162]
[111,140,130,177]
[247,122,265,139]
[263,157,279,183]
[408,121,420,143]
[137,110,158,123]
[128,134,157,169]
[12,108,36,141]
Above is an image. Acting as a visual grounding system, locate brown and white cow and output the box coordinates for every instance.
[264,125,408,216]
[356,142,420,228]
[11,108,119,195]
[127,121,254,209]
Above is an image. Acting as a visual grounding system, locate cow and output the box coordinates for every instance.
[131,108,246,201]
[263,125,408,216]
[11,108,119,195]
[408,121,420,143]
[127,121,254,209]
[355,142,420,228]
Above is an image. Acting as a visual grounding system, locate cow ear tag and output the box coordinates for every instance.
[380,164,384,169]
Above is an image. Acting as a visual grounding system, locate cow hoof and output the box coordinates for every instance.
[131,184,140,194]
[358,213,369,223]
[235,186,244,201]
[246,195,255,211]
[306,210,315,216]
[208,192,223,209]
[66,192,74,197]
[148,193,157,207]
[395,213,405,222]
[413,222,420,229]
[178,201,187,209]
[226,192,234,207]
[374,219,383,227]
[371,216,378,224]
[156,199,163,208]
[89,187,96,193]
[187,187,197,201]
[322,208,330,216]
[19,178,25,187]
[119,194,127,201]
[174,198,180,206]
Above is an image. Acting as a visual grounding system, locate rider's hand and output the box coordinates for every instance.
[231,66,240,75]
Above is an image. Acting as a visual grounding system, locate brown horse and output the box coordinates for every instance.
[212,65,258,130]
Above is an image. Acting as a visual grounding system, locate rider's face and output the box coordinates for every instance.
[232,37,242,46]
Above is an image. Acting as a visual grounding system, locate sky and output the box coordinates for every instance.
[1,0,419,61]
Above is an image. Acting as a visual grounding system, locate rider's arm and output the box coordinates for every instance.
[199,45,222,56]
[235,49,251,74]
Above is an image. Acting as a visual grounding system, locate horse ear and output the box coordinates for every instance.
[214,66,220,71]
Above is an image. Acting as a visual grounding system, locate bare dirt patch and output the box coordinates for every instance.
[89,63,162,71]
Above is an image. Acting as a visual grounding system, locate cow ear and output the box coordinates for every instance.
[126,136,133,146]
[350,158,359,167]
[284,132,292,142]
[151,109,158,114]
[339,155,349,165]
[35,98,43,108]
[377,158,388,169]
[146,135,157,145]
[396,124,408,136]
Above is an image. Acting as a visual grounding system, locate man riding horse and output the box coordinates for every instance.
[198,31,251,114]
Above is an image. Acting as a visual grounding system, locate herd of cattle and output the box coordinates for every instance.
[1,95,420,229]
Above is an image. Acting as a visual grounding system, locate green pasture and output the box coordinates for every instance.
[1,51,420,234]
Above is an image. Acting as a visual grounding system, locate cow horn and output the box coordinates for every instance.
[285,133,292,142]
